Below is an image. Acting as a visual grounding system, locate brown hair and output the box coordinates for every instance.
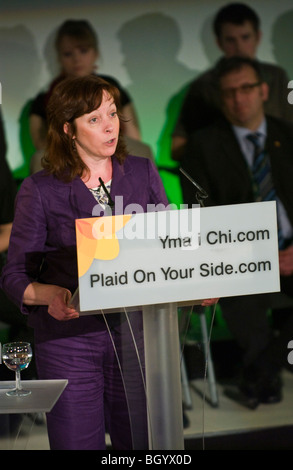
[55,19,98,53]
[43,75,127,181]
[215,56,264,83]
[213,3,260,38]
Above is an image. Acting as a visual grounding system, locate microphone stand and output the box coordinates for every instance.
[179,167,208,209]
[98,177,115,210]
[179,167,218,407]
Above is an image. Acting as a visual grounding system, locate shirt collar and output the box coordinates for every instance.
[232,118,267,167]
[232,118,267,141]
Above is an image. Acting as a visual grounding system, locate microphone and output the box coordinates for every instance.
[98,177,115,209]
[179,167,208,208]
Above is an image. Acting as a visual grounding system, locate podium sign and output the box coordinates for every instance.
[75,200,280,450]
[75,201,280,313]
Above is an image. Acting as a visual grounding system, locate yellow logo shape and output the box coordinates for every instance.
[75,214,132,277]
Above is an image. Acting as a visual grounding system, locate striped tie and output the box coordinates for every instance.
[246,133,285,248]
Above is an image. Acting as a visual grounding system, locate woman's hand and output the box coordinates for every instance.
[23,282,79,321]
[201,298,219,307]
[48,288,79,321]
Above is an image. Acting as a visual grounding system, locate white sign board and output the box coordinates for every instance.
[75,202,280,313]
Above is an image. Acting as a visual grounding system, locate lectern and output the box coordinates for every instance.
[75,202,280,450]
[71,290,188,449]
[142,302,185,449]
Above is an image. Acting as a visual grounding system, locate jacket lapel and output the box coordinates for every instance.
[70,176,100,219]
[69,156,135,218]
[218,119,251,176]
[265,117,283,163]
[110,157,134,215]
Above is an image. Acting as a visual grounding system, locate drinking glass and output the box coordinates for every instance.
[2,342,33,397]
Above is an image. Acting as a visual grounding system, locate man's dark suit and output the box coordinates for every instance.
[181,115,293,377]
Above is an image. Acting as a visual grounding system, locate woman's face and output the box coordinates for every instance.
[68,91,120,162]
[58,35,98,77]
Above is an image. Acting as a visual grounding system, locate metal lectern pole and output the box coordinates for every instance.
[142,302,184,450]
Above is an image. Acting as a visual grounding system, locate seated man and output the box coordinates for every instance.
[181,56,293,408]
[172,2,293,162]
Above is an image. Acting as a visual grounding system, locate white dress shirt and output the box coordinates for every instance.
[232,119,293,242]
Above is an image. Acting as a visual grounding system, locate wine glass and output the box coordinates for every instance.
[2,342,33,397]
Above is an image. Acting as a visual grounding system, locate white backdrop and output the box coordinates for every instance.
[0,0,292,172]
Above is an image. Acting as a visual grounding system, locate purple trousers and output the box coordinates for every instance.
[34,313,148,450]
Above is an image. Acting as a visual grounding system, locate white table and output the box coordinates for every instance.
[0,379,67,414]
[0,379,67,449]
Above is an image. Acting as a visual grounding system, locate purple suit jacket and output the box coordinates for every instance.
[1,155,168,336]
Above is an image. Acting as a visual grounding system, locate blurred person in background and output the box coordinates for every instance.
[172,3,293,163]
[29,19,142,173]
